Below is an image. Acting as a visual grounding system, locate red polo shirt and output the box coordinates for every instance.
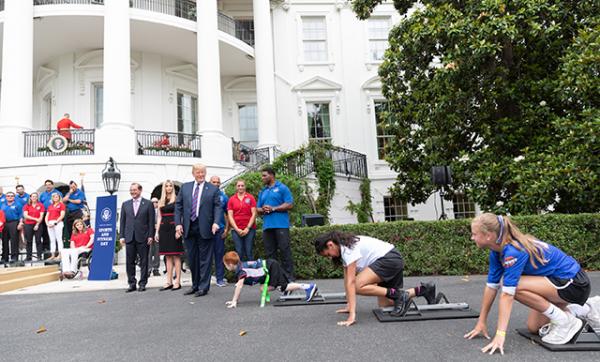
[57,118,82,139]
[47,202,66,221]
[227,193,257,230]
[71,228,94,248]
[0,210,5,232]
[23,203,45,225]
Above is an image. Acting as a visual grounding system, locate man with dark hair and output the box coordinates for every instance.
[257,165,295,280]
[63,180,86,241]
[39,180,63,259]
[15,185,29,205]
[120,183,155,292]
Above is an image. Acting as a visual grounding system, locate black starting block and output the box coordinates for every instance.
[272,292,346,307]
[373,293,480,322]
[516,322,600,351]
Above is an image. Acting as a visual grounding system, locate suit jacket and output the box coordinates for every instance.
[119,197,155,244]
[175,181,221,239]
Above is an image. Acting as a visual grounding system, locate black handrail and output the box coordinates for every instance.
[34,0,104,5]
[136,130,201,158]
[23,129,95,157]
[279,145,368,180]
[130,0,196,21]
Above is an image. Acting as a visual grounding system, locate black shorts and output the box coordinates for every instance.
[546,269,591,305]
[266,259,290,291]
[368,249,404,289]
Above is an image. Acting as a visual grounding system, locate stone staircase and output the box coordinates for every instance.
[0,265,61,293]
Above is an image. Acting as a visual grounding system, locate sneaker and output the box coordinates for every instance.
[538,323,554,337]
[216,280,227,287]
[305,284,318,302]
[390,290,412,317]
[541,313,583,345]
[421,282,436,305]
[585,296,600,330]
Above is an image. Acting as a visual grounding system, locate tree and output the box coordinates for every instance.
[352,0,599,214]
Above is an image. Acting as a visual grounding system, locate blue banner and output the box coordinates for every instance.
[89,195,117,280]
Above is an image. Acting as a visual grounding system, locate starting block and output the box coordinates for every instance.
[373,293,480,322]
[272,292,346,307]
[516,322,600,351]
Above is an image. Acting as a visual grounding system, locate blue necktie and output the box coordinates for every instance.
[190,183,199,221]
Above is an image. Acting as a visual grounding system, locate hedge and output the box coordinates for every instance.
[230,213,600,279]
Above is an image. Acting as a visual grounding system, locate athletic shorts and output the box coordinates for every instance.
[546,269,591,305]
[368,249,404,289]
[266,259,290,291]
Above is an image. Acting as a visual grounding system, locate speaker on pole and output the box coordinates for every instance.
[431,166,452,186]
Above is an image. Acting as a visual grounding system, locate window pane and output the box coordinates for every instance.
[302,17,326,40]
[307,103,331,141]
[369,40,388,61]
[304,40,327,62]
[453,193,476,219]
[368,18,390,39]
[375,101,392,159]
[384,196,408,221]
[177,92,197,134]
[238,104,258,147]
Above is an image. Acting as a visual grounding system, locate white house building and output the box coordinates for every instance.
[0,0,478,225]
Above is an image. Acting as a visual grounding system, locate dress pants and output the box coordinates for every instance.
[213,228,225,282]
[148,240,160,273]
[24,224,43,260]
[185,219,214,292]
[2,220,20,262]
[126,239,149,288]
[263,228,295,280]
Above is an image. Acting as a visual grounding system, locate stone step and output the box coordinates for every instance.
[0,266,60,293]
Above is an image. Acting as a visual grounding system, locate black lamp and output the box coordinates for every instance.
[102,157,121,195]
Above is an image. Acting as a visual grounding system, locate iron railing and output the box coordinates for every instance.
[34,0,104,5]
[279,145,368,180]
[136,130,201,158]
[232,139,270,169]
[218,13,255,46]
[0,0,5,12]
[130,0,196,21]
[24,129,95,157]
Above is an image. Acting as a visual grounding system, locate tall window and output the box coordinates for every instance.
[375,101,392,160]
[238,104,258,147]
[368,17,391,61]
[307,103,331,142]
[43,93,53,130]
[384,196,409,221]
[235,19,255,46]
[302,16,327,62]
[177,92,197,134]
[453,193,476,219]
[93,83,103,128]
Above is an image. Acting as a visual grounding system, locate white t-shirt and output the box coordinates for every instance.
[340,235,394,272]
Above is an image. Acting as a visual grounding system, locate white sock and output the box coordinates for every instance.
[567,303,590,317]
[297,283,311,290]
[543,304,569,324]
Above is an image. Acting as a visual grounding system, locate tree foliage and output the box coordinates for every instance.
[353,0,599,214]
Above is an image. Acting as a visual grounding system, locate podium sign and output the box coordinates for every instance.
[89,195,117,280]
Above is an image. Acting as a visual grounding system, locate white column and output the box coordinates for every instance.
[0,1,33,159]
[97,0,134,157]
[196,0,231,165]
[253,0,279,148]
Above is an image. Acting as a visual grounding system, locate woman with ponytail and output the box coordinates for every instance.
[465,213,599,354]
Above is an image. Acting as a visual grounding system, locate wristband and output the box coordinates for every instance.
[496,330,506,337]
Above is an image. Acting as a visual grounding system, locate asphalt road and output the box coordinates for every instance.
[2,273,600,362]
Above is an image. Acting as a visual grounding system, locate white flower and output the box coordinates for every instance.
[496,201,504,207]
[458,155,469,163]
[514,155,525,162]
[539,100,547,107]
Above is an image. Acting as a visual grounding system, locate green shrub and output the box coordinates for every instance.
[231,214,599,279]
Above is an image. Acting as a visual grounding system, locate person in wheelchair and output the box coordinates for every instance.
[60,218,94,280]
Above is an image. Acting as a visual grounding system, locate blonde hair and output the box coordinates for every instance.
[192,163,206,172]
[158,180,177,208]
[473,213,546,268]
[51,192,63,204]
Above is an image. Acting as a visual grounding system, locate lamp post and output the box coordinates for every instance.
[101,157,121,195]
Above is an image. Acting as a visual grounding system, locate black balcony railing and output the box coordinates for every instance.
[34,0,104,5]
[130,0,196,21]
[0,0,5,12]
[280,144,369,180]
[218,13,255,47]
[24,129,95,157]
[232,140,270,169]
[136,130,201,158]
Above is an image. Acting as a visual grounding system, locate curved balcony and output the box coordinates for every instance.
[136,130,201,158]
[24,129,95,157]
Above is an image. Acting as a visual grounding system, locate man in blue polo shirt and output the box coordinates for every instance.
[257,166,295,280]
[0,186,6,206]
[15,185,30,206]
[39,180,63,259]
[1,192,24,263]
[63,180,86,241]
[209,176,230,287]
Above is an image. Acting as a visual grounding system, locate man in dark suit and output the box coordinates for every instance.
[175,164,221,297]
[119,183,155,292]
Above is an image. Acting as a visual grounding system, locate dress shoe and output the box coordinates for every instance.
[194,290,208,297]
[152,270,161,277]
[183,288,198,296]
[172,285,181,291]
[125,286,137,293]
[138,286,146,292]
[159,284,173,291]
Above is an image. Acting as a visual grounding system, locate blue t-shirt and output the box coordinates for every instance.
[0,194,6,206]
[236,259,267,286]
[257,181,293,230]
[40,189,63,209]
[1,202,23,221]
[65,189,86,212]
[15,193,29,205]
[216,190,229,229]
[487,240,581,295]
